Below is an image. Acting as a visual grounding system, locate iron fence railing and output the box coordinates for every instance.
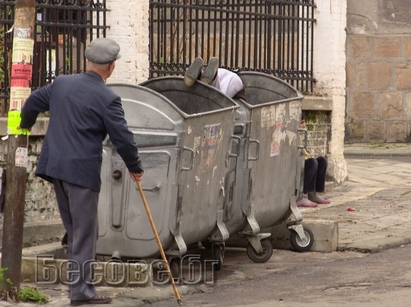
[149,0,316,93]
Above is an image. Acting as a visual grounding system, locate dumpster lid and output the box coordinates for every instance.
[237,71,304,108]
[107,83,186,131]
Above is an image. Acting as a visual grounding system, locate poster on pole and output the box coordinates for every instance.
[8,27,33,136]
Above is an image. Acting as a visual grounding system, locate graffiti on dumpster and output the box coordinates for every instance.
[200,123,222,172]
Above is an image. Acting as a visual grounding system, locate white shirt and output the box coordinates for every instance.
[211,68,244,98]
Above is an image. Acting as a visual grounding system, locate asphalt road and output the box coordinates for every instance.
[4,154,411,307]
[144,244,411,307]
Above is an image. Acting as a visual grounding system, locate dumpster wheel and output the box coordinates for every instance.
[201,240,212,249]
[212,244,224,271]
[290,226,314,252]
[246,238,273,263]
[169,257,181,283]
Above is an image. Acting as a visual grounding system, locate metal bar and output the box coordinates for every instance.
[310,2,315,92]
[188,0,192,62]
[175,1,180,68]
[295,3,300,90]
[182,0,187,72]
[217,0,222,64]
[169,1,174,64]
[212,0,217,59]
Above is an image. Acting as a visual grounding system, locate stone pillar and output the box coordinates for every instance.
[106,0,150,84]
[313,0,348,183]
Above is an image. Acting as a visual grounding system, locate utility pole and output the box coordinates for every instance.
[1,0,35,298]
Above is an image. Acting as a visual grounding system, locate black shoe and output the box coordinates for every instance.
[61,232,68,255]
[184,57,203,86]
[201,57,219,84]
[70,295,112,306]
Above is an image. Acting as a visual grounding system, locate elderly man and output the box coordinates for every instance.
[19,38,144,306]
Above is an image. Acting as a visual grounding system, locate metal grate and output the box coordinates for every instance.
[0,0,108,115]
[149,0,316,93]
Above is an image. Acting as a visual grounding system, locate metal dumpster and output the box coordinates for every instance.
[97,80,238,266]
[222,71,312,262]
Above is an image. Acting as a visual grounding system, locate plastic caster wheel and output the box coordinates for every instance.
[290,226,314,252]
[246,238,273,263]
[212,244,224,271]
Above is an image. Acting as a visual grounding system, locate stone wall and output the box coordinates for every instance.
[304,111,332,158]
[0,134,59,223]
[346,0,411,142]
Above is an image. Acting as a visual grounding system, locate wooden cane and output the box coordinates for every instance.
[136,181,183,306]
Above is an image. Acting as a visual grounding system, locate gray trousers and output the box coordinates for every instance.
[53,179,99,301]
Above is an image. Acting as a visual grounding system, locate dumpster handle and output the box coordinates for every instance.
[181,146,195,171]
[142,185,161,192]
[297,128,308,149]
[229,135,241,158]
[248,139,260,161]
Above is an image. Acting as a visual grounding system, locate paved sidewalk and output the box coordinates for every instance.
[304,153,411,252]
[3,143,411,306]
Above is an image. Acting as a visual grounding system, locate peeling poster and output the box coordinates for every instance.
[15,147,28,168]
[270,122,283,157]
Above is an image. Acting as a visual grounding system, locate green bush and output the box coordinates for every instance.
[18,287,49,304]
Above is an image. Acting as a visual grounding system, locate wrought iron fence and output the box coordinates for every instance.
[149,0,316,93]
[0,0,108,115]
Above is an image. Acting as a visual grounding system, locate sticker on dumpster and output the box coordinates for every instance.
[15,147,28,168]
[270,122,283,157]
[193,136,201,155]
[261,105,276,128]
[200,123,222,172]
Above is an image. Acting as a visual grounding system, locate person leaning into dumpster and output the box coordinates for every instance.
[184,56,246,100]
[18,38,144,306]
[297,112,331,208]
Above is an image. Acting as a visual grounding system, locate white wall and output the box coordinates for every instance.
[106,0,150,84]
[313,0,348,183]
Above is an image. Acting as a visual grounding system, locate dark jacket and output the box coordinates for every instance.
[20,71,143,192]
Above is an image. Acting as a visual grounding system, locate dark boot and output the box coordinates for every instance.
[184,57,204,86]
[201,57,219,84]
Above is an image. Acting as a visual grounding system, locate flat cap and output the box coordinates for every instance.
[85,38,121,64]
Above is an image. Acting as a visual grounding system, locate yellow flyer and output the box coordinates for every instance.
[7,110,29,135]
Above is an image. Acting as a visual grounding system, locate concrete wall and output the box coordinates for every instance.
[346,0,411,142]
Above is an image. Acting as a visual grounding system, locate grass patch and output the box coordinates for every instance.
[18,287,49,304]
